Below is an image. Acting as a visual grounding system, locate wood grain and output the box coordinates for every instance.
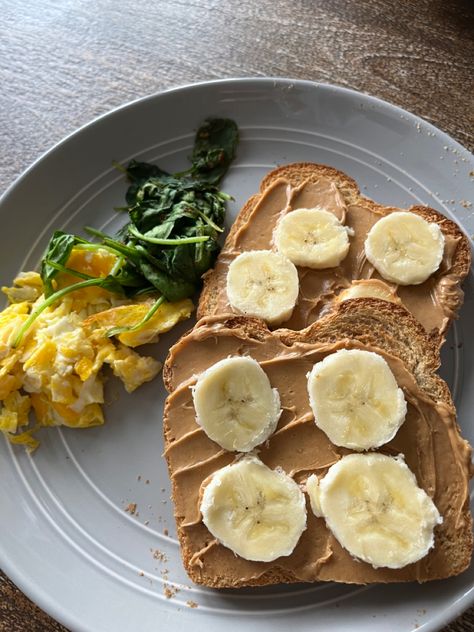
[0,0,473,629]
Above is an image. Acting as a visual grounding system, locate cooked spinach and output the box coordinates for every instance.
[103,117,237,302]
[13,118,238,347]
[190,117,239,184]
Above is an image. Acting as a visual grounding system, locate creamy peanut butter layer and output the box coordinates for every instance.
[202,177,463,334]
[163,317,472,585]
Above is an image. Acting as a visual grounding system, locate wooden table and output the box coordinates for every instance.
[0,0,473,630]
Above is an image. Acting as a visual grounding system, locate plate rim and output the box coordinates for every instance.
[1,76,472,210]
[1,76,473,632]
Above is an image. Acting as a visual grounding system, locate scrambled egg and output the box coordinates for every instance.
[0,249,193,450]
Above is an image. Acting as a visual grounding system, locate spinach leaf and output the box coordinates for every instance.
[126,159,170,182]
[137,259,195,302]
[124,160,171,206]
[40,231,76,297]
[191,118,239,184]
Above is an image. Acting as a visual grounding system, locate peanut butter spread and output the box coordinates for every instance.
[205,178,463,334]
[164,318,472,585]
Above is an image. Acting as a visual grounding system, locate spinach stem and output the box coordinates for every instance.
[43,259,95,281]
[194,209,224,233]
[110,255,125,277]
[111,160,127,174]
[128,225,209,245]
[84,226,109,240]
[12,278,108,348]
[101,238,138,258]
[106,295,166,338]
[82,229,139,259]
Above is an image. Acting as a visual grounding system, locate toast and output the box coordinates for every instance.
[163,299,473,587]
[198,163,471,342]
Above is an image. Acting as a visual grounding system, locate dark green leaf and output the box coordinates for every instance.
[124,160,172,205]
[191,118,239,184]
[40,231,76,297]
[97,275,126,295]
[137,259,195,301]
[110,263,145,288]
[125,159,170,182]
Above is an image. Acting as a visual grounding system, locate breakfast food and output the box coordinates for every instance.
[192,355,281,452]
[163,299,473,586]
[0,253,193,450]
[306,453,442,569]
[306,349,407,450]
[200,455,307,562]
[0,118,239,449]
[274,207,352,269]
[198,163,471,338]
[226,250,299,325]
[364,211,445,285]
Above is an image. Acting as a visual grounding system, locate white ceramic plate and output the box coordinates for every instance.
[1,78,473,632]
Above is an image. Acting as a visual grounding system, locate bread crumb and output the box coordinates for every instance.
[460,200,472,209]
[138,571,144,577]
[163,583,180,599]
[125,503,137,515]
[137,475,141,481]
[145,479,150,484]
[163,528,169,536]
[151,548,168,562]
[187,600,198,608]
[144,520,149,526]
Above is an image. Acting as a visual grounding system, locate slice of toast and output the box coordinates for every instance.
[198,163,471,341]
[163,299,473,587]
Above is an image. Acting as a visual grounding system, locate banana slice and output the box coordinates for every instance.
[307,349,407,450]
[306,453,442,569]
[192,356,281,452]
[226,250,299,325]
[200,456,307,562]
[274,207,352,269]
[338,279,401,304]
[365,212,445,285]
